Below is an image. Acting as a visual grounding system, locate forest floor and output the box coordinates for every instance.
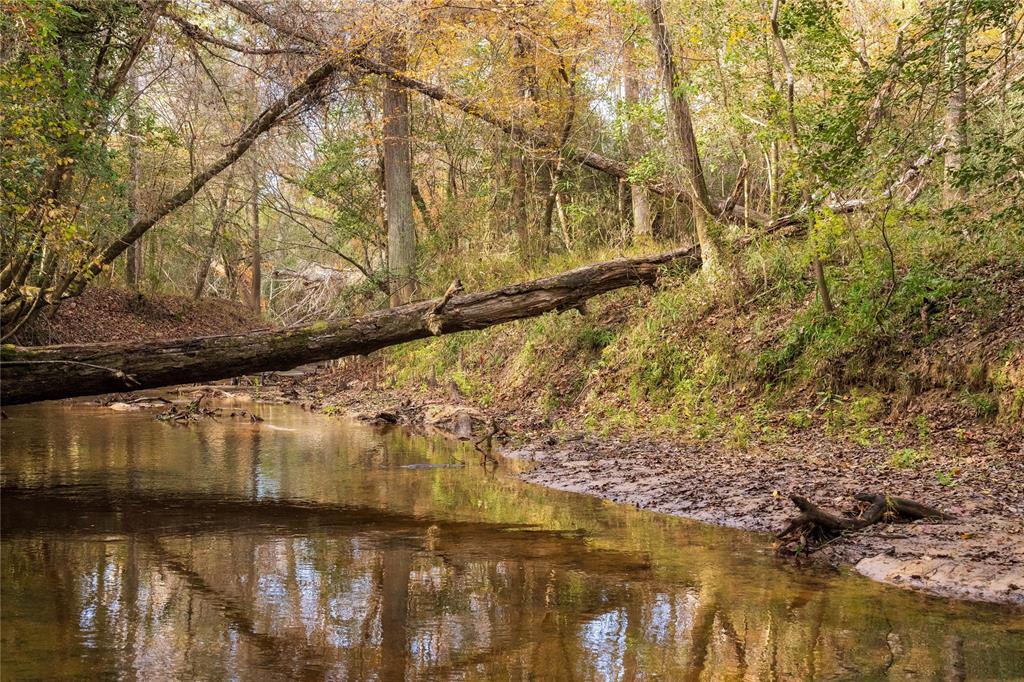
[12,287,268,345]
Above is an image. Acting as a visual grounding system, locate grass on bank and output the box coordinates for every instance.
[383,206,1024,447]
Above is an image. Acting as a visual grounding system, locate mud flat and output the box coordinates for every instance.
[506,433,1024,605]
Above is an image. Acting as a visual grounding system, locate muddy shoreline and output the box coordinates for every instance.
[218,376,1023,606]
[504,434,1023,605]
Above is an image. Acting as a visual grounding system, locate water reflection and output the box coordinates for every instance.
[2,401,1022,680]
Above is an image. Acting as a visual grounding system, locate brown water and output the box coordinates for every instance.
[1,400,1021,681]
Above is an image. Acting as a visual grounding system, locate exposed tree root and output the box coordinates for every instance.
[777,492,954,555]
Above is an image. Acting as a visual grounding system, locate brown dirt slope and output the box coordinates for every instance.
[14,288,268,345]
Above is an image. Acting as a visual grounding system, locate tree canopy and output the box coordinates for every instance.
[2,0,1021,337]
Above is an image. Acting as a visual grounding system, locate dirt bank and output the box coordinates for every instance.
[12,287,268,345]
[506,431,1023,606]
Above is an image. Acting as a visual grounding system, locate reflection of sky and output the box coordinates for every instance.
[410,629,442,669]
[78,604,97,643]
[582,608,627,681]
[327,572,374,650]
[647,593,673,643]
[295,546,322,637]
[255,465,280,499]
[257,572,287,601]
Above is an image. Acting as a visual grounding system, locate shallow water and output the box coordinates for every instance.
[1,399,1022,680]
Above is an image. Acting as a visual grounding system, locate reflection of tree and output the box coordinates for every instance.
[683,590,718,682]
[4,405,1024,679]
[380,544,413,680]
[946,633,966,682]
[145,536,328,680]
[122,537,140,682]
[349,553,383,682]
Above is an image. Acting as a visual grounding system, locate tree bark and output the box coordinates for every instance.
[511,33,538,261]
[382,39,417,306]
[540,64,577,255]
[622,35,654,240]
[671,197,695,249]
[192,171,234,300]
[644,0,719,266]
[778,492,953,547]
[943,0,967,208]
[411,180,434,233]
[125,76,143,290]
[249,161,262,313]
[617,178,629,239]
[0,247,700,404]
[511,150,529,257]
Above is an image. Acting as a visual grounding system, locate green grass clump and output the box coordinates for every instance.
[888,447,930,469]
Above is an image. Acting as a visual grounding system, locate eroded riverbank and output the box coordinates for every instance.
[507,433,1024,605]
[260,371,1024,607]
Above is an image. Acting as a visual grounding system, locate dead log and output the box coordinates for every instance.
[0,247,699,405]
[777,492,953,553]
[852,492,954,521]
[778,493,886,537]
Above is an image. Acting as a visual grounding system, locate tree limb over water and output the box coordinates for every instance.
[0,247,699,405]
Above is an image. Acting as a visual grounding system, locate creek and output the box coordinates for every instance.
[1,400,1022,679]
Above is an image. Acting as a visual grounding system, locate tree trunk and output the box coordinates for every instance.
[540,65,577,255]
[671,198,695,249]
[249,162,262,313]
[411,180,434,233]
[125,77,143,290]
[511,33,536,261]
[382,39,417,306]
[769,0,834,314]
[943,0,967,208]
[555,193,571,250]
[622,35,654,240]
[511,151,529,257]
[0,61,339,330]
[192,172,234,301]
[644,0,719,266]
[0,247,700,404]
[617,179,629,240]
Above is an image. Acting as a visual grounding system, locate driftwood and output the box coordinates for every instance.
[0,247,699,405]
[778,492,953,552]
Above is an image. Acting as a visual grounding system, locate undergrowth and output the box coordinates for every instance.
[385,208,1023,446]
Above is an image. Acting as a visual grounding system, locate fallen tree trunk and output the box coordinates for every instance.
[0,247,700,405]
